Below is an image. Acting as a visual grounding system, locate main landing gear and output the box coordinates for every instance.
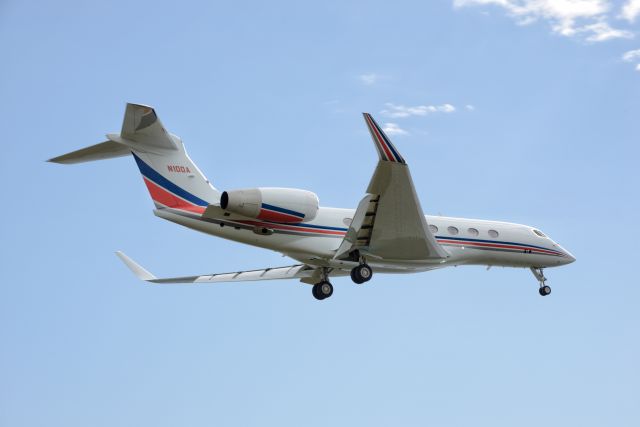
[311,262,374,300]
[312,281,334,300]
[312,267,334,301]
[350,263,373,284]
[530,267,551,296]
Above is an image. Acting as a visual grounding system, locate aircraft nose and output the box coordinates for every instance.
[560,248,576,265]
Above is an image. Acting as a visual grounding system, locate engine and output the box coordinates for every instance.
[220,187,319,223]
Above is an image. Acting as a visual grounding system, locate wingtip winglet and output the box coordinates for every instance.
[362,113,406,164]
[115,251,157,281]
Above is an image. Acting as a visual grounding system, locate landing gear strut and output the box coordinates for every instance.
[530,267,551,296]
[351,263,373,284]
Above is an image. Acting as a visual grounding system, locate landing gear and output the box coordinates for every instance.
[350,263,373,284]
[312,281,333,300]
[530,267,551,297]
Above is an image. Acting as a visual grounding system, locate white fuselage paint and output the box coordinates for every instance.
[154,205,575,274]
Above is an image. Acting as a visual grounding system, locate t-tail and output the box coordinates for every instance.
[48,103,221,213]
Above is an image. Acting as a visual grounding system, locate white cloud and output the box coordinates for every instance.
[453,0,634,42]
[579,20,633,41]
[621,0,640,22]
[358,73,380,85]
[622,48,640,61]
[381,103,457,118]
[465,104,476,111]
[382,123,409,135]
[622,48,640,71]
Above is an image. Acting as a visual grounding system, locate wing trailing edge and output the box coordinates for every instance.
[115,251,318,284]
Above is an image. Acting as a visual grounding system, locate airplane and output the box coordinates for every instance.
[49,103,575,300]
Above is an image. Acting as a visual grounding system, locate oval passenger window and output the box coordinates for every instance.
[447,226,459,235]
[429,224,438,234]
[343,218,352,227]
[488,229,499,238]
[468,228,479,236]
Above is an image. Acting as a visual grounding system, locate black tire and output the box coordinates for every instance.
[357,264,373,282]
[318,281,333,298]
[539,285,551,296]
[350,268,363,284]
[312,284,324,300]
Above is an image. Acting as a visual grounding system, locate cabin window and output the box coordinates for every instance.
[343,218,352,227]
[488,229,499,238]
[468,227,479,236]
[533,229,546,238]
[447,226,459,235]
[429,224,438,234]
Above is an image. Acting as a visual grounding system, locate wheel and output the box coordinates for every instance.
[312,284,324,300]
[350,268,364,284]
[318,281,333,299]
[357,264,373,282]
[350,264,372,284]
[538,285,551,296]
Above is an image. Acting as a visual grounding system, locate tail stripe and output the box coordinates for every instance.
[133,153,208,207]
[142,177,206,214]
[363,113,406,164]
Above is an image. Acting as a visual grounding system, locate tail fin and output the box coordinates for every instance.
[49,103,221,212]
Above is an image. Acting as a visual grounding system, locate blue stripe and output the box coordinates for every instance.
[289,222,348,231]
[379,129,405,163]
[261,220,348,232]
[132,153,209,207]
[261,203,305,219]
[370,116,405,164]
[435,235,561,254]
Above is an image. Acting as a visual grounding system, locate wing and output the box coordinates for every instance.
[335,114,448,261]
[116,251,319,284]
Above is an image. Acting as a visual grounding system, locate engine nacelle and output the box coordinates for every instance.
[220,187,319,223]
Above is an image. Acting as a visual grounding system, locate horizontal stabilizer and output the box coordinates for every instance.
[48,140,130,164]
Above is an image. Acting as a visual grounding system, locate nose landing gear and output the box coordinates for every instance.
[531,267,551,296]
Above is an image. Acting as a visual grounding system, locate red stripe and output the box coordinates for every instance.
[258,209,304,223]
[144,177,205,214]
[237,220,346,236]
[437,239,561,256]
[366,115,396,162]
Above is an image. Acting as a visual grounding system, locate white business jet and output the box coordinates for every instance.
[49,104,575,300]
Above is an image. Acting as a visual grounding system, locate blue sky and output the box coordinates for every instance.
[1,1,639,426]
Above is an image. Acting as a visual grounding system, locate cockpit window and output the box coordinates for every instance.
[533,229,546,238]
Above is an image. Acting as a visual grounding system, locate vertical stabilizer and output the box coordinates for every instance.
[49,103,221,212]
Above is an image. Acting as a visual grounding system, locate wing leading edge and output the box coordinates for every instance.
[335,114,448,261]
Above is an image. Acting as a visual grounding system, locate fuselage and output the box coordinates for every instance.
[154,205,575,273]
